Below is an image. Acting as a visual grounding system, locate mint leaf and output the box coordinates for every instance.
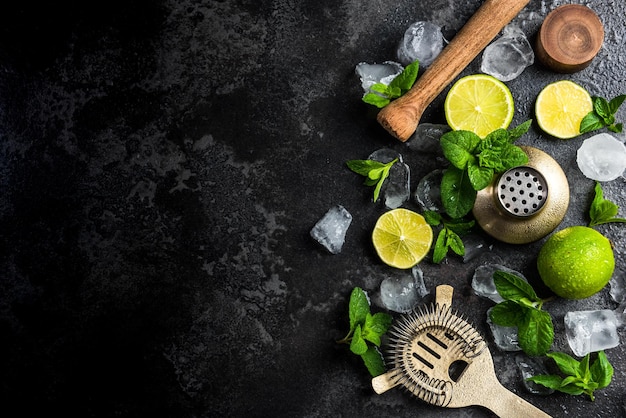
[361,346,386,377]
[580,112,605,134]
[467,161,494,190]
[348,287,370,332]
[346,158,397,202]
[508,119,532,141]
[446,230,464,256]
[350,325,368,355]
[533,351,615,400]
[489,300,526,327]
[547,352,579,376]
[588,182,626,226]
[590,351,614,389]
[389,60,419,93]
[500,144,528,169]
[362,312,392,346]
[423,210,442,226]
[441,130,481,169]
[580,94,625,133]
[493,271,540,303]
[517,308,553,356]
[441,167,477,218]
[432,229,447,263]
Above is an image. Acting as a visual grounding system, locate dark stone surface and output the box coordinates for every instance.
[0,0,625,416]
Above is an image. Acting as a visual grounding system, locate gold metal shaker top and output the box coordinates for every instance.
[472,146,569,244]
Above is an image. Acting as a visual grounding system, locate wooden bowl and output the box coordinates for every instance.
[535,4,604,73]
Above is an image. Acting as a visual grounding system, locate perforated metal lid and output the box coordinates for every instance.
[496,166,548,217]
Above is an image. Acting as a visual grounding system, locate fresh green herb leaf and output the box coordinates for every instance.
[491,270,554,356]
[517,308,554,356]
[423,210,474,263]
[588,182,626,227]
[361,346,386,377]
[441,167,477,219]
[350,325,368,355]
[493,271,541,305]
[580,94,626,133]
[439,122,530,218]
[361,61,420,108]
[346,158,398,202]
[338,287,393,377]
[528,351,614,401]
[348,287,370,332]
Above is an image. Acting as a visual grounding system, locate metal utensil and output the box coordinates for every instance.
[372,285,552,418]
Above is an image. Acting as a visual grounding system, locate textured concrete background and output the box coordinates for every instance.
[0,0,625,416]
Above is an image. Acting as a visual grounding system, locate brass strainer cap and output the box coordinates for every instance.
[473,146,569,244]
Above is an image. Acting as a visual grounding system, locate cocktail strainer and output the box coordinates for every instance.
[472,146,569,244]
[372,285,551,417]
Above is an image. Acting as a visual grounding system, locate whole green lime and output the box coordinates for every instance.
[537,226,614,299]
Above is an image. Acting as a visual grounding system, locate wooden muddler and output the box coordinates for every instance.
[377,0,531,141]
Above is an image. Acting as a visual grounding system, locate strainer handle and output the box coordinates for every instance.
[479,380,552,418]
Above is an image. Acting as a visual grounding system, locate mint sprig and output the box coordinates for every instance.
[580,95,626,134]
[337,287,392,376]
[588,182,626,227]
[440,120,531,218]
[346,158,398,202]
[362,61,419,108]
[423,211,474,263]
[489,270,554,356]
[528,351,614,401]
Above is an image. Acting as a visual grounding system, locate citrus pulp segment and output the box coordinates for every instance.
[444,74,515,138]
[535,80,592,139]
[372,208,433,269]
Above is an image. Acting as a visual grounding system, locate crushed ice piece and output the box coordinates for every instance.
[610,269,626,304]
[576,133,626,181]
[480,25,534,82]
[472,264,526,303]
[414,169,444,212]
[411,265,429,297]
[380,272,424,313]
[368,149,410,208]
[355,61,404,94]
[462,234,492,263]
[515,354,555,395]
[397,21,445,68]
[487,307,521,351]
[310,205,352,254]
[564,310,620,357]
[406,123,450,154]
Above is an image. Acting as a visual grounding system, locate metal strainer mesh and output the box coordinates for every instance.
[496,166,548,217]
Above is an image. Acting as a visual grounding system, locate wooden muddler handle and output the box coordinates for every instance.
[377,0,531,141]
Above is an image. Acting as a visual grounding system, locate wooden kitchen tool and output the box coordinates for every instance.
[372,285,552,418]
[377,0,530,141]
[535,4,604,73]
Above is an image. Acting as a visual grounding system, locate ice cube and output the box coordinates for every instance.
[355,61,404,94]
[368,149,409,208]
[610,269,626,304]
[411,265,429,297]
[487,307,522,351]
[472,264,526,303]
[379,272,425,313]
[576,133,626,182]
[310,205,352,254]
[396,21,445,68]
[414,169,444,212]
[564,310,620,357]
[515,354,555,395]
[462,234,492,263]
[480,25,534,82]
[406,123,450,154]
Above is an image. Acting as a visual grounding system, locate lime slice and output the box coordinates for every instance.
[444,74,515,138]
[535,80,592,139]
[372,208,433,269]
